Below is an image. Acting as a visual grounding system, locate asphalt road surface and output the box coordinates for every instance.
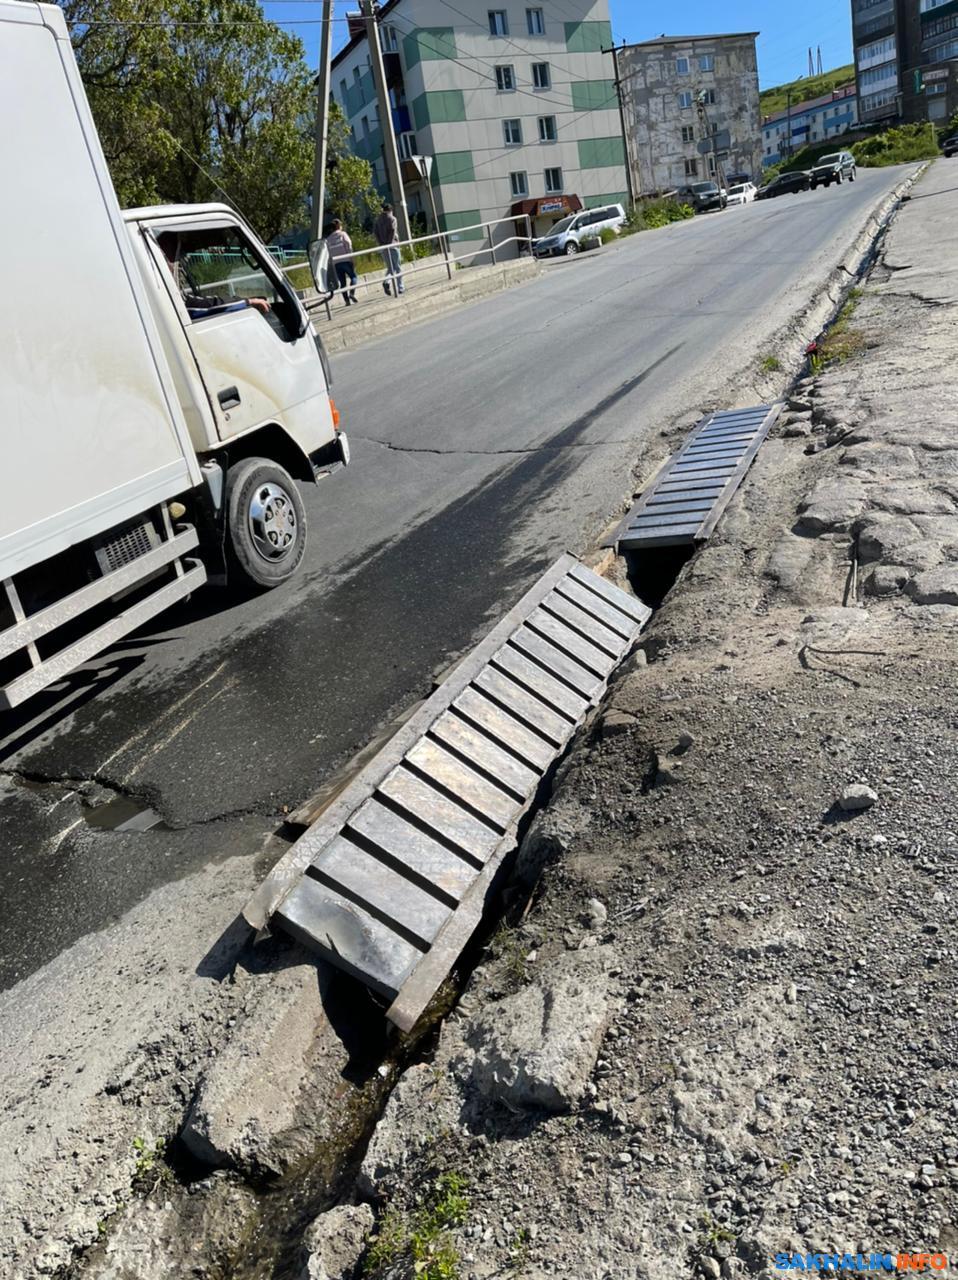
[0,167,912,988]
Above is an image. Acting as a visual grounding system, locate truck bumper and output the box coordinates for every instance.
[310,431,350,479]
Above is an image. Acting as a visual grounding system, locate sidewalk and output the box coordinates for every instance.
[340,161,958,1278]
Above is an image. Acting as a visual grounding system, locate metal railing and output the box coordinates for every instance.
[181,214,535,320]
[308,212,536,319]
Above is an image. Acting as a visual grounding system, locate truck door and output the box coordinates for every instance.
[149,223,331,447]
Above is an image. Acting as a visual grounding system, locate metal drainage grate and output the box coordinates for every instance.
[610,403,783,551]
[244,554,650,1031]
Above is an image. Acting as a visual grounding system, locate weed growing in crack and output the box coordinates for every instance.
[488,922,529,992]
[761,354,782,373]
[809,289,867,373]
[364,1172,469,1280]
[698,1210,737,1249]
[131,1136,172,1193]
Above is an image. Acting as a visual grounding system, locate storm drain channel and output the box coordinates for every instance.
[245,554,650,1031]
[610,403,783,551]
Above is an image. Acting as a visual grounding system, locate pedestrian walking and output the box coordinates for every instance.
[326,219,358,306]
[374,203,404,297]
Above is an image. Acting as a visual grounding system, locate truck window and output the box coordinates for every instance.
[156,226,301,341]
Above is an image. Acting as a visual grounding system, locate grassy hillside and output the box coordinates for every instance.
[760,64,855,119]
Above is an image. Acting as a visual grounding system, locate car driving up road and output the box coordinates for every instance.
[810,151,857,188]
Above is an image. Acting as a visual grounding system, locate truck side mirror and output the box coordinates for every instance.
[308,239,333,294]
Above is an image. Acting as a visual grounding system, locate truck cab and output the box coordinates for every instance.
[126,205,347,585]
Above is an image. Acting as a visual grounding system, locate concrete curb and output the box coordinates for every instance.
[314,258,542,353]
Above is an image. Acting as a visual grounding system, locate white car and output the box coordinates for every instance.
[726,182,757,207]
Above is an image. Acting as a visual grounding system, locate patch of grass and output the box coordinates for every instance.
[488,922,529,989]
[600,227,617,245]
[851,121,939,167]
[760,64,855,119]
[809,290,867,372]
[364,1172,470,1280]
[761,354,782,373]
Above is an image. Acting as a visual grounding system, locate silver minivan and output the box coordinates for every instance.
[534,203,627,257]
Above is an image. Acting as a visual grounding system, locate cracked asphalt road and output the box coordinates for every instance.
[0,167,913,989]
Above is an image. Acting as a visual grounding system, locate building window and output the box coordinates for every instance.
[681,125,695,143]
[538,115,557,142]
[380,24,398,53]
[488,9,508,36]
[684,158,698,176]
[544,166,563,192]
[399,132,417,160]
[707,154,717,176]
[339,78,347,101]
[361,114,370,137]
[503,118,523,145]
[495,64,516,91]
[675,57,690,74]
[510,170,529,197]
[678,90,694,109]
[353,67,361,84]
[701,88,716,104]
[527,7,545,35]
[532,62,551,89]
[698,54,715,71]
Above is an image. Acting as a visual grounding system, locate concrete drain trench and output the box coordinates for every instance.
[70,195,920,1276]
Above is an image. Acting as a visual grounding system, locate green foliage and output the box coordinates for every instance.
[364,1172,469,1280]
[937,108,958,145]
[761,355,781,373]
[64,0,316,240]
[851,122,939,167]
[625,198,694,232]
[599,227,617,244]
[324,100,382,231]
[809,289,866,372]
[759,64,855,119]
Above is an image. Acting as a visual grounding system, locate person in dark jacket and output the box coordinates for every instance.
[373,204,404,297]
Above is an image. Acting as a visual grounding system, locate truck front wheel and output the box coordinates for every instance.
[225,458,307,589]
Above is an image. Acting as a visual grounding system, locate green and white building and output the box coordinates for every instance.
[331,1,628,254]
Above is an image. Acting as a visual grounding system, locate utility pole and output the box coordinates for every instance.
[785,88,793,158]
[360,0,411,242]
[604,42,637,208]
[309,0,335,243]
[697,93,726,190]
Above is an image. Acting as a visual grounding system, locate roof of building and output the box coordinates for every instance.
[620,32,759,48]
[762,83,856,128]
[332,1,403,71]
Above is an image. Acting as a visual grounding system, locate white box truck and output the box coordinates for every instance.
[0,1,346,710]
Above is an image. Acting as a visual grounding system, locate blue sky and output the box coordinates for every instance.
[261,2,853,90]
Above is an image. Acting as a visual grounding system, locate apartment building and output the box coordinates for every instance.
[330,1,629,254]
[761,84,859,167]
[615,33,763,194]
[853,0,958,125]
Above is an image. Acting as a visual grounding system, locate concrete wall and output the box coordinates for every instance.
[330,0,629,259]
[617,34,763,192]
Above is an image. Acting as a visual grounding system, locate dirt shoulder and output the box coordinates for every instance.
[341,162,958,1280]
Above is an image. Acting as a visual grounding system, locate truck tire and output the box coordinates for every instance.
[225,457,307,589]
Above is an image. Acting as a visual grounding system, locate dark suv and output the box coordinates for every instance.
[687,181,727,213]
[942,135,958,157]
[810,151,857,188]
[756,170,811,199]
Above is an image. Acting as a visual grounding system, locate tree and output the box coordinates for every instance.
[60,0,315,240]
[322,100,382,232]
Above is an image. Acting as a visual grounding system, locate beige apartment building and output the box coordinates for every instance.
[331,0,629,253]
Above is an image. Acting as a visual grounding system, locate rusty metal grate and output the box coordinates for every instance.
[244,554,650,1031]
[610,403,783,551]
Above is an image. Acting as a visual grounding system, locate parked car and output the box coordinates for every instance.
[687,181,727,213]
[533,203,626,257]
[757,170,812,199]
[810,151,857,188]
[724,172,752,187]
[726,182,757,207]
[942,135,958,157]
